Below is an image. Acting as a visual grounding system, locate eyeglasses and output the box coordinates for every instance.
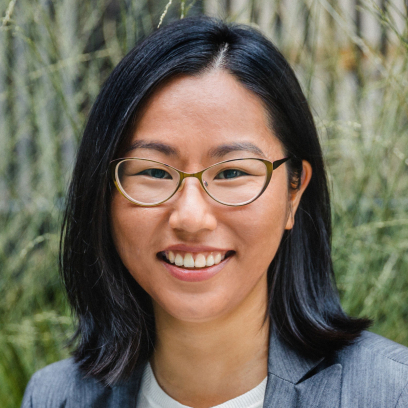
[109,157,290,207]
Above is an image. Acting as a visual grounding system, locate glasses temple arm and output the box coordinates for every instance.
[273,157,291,170]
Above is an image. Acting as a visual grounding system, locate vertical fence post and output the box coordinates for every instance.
[0,21,8,213]
[14,7,31,207]
[380,0,388,56]
[354,0,364,90]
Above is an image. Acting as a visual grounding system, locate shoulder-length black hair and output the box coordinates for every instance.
[61,16,370,385]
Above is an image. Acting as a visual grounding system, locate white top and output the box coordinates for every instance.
[136,362,267,408]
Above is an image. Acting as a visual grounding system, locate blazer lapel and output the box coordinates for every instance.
[295,364,342,408]
[263,330,342,408]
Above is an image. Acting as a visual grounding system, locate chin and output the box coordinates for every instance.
[152,290,239,324]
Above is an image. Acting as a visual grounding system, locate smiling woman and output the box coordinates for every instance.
[22,16,408,408]
[110,70,306,329]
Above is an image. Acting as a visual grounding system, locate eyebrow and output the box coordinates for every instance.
[125,140,178,156]
[208,142,266,158]
[125,140,266,158]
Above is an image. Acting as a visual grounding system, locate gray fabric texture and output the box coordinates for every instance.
[21,330,408,407]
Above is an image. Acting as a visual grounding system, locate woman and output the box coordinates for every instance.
[22,16,408,408]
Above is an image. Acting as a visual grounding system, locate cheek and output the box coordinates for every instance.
[228,192,290,269]
[110,208,162,298]
[111,202,141,261]
[110,196,163,274]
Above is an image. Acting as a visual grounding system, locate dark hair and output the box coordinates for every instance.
[61,16,370,385]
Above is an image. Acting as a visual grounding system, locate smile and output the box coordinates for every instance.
[158,249,235,283]
[159,250,235,269]
[158,251,234,269]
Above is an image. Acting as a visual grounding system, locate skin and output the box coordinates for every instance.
[111,70,312,407]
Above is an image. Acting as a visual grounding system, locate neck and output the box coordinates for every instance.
[150,274,270,408]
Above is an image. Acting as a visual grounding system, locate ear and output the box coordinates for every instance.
[285,160,312,230]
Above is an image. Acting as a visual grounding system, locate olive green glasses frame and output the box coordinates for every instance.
[109,157,291,207]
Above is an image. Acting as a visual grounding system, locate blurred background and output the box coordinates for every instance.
[0,0,407,406]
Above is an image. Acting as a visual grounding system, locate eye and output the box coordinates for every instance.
[215,169,248,179]
[137,168,173,179]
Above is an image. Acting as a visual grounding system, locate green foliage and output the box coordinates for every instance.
[0,0,407,406]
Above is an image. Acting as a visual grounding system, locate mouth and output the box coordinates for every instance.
[157,250,235,269]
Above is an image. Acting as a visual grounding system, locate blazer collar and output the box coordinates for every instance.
[265,329,343,408]
[268,329,324,384]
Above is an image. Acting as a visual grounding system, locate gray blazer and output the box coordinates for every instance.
[22,330,408,407]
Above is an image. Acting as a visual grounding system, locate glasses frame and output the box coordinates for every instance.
[109,157,291,207]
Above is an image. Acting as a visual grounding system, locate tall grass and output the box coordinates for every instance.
[0,0,407,406]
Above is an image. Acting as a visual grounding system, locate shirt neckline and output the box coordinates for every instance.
[139,361,267,408]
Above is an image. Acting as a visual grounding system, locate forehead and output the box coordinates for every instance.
[127,70,282,161]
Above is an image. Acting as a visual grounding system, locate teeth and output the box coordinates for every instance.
[194,254,206,268]
[214,253,222,265]
[175,253,183,266]
[164,251,229,268]
[168,251,175,263]
[184,253,195,268]
[206,254,215,266]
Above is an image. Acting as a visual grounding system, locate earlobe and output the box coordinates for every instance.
[285,208,295,230]
[284,160,312,230]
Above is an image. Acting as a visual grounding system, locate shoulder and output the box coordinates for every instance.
[338,331,408,407]
[339,330,408,371]
[21,358,145,408]
[21,358,105,408]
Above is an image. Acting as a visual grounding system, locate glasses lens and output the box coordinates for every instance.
[116,159,180,205]
[203,159,268,205]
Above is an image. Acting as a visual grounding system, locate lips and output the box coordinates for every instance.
[157,245,235,282]
[162,250,231,268]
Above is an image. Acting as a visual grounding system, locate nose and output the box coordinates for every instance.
[168,178,217,233]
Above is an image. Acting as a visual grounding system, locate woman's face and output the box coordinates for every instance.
[111,70,308,323]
